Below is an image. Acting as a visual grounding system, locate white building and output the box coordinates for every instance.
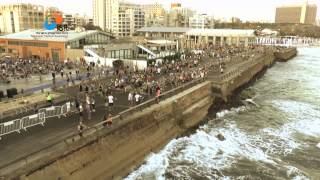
[0,3,44,34]
[141,3,165,27]
[93,0,144,37]
[189,14,214,29]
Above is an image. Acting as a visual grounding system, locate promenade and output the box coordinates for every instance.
[0,46,270,171]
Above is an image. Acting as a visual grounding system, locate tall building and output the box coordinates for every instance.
[189,14,215,29]
[275,2,317,24]
[141,3,165,27]
[0,3,45,34]
[93,0,144,37]
[164,3,195,28]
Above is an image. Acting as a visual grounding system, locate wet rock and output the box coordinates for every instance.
[240,88,256,100]
[216,133,225,141]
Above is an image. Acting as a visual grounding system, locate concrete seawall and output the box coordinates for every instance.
[274,47,298,62]
[0,47,297,180]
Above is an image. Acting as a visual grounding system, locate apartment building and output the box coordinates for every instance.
[141,3,165,27]
[0,3,45,34]
[164,3,195,28]
[275,2,317,24]
[189,14,215,29]
[93,0,144,37]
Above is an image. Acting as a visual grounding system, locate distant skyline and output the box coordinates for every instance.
[1,0,319,22]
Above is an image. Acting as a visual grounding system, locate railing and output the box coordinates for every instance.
[0,77,207,141]
[0,102,77,140]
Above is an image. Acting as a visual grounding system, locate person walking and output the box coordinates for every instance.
[46,92,53,106]
[156,86,161,103]
[91,96,96,112]
[128,92,133,106]
[79,103,84,122]
[107,94,115,112]
[103,114,113,127]
[134,92,141,105]
[77,121,87,137]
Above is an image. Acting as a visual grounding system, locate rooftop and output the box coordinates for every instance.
[138,27,256,37]
[147,40,176,45]
[186,29,256,37]
[0,29,113,42]
[137,27,191,33]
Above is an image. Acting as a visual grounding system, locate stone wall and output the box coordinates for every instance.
[0,47,297,180]
[1,81,213,180]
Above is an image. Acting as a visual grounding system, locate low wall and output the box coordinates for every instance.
[274,47,297,62]
[211,50,275,102]
[0,80,214,180]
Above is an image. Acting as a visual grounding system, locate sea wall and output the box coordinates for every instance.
[211,50,275,102]
[274,47,297,62]
[1,80,214,180]
[0,47,297,180]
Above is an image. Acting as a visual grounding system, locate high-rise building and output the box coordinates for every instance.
[93,0,144,37]
[165,3,195,28]
[275,2,317,24]
[141,3,165,27]
[0,3,45,34]
[189,14,215,29]
[63,14,74,28]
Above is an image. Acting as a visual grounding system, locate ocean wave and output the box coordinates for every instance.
[271,100,320,138]
[286,166,310,180]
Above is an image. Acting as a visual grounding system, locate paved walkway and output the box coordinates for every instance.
[0,55,257,169]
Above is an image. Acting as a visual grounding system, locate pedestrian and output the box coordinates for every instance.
[156,86,161,103]
[65,101,71,117]
[103,114,113,127]
[107,94,114,111]
[79,103,84,121]
[134,92,140,105]
[85,85,89,93]
[77,121,87,137]
[46,92,53,106]
[91,96,96,112]
[128,92,133,106]
[60,69,64,78]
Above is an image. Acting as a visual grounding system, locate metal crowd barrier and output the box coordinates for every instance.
[0,101,76,140]
[21,113,45,131]
[0,119,21,140]
[39,106,62,119]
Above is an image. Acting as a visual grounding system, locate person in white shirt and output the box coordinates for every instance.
[108,95,114,107]
[157,67,161,75]
[128,92,133,106]
[135,93,141,105]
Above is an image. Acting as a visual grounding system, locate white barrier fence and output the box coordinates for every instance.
[0,102,76,140]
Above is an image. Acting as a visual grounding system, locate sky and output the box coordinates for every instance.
[1,0,319,22]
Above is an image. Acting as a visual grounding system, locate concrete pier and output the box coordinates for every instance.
[274,47,298,62]
[0,47,298,180]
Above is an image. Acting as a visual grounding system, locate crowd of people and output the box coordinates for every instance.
[0,57,98,84]
[72,45,268,137]
[1,45,268,137]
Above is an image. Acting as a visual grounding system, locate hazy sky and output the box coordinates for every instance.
[1,0,319,22]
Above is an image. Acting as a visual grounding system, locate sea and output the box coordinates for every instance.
[125,48,320,180]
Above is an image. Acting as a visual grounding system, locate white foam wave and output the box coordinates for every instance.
[286,166,310,180]
[124,139,180,180]
[216,106,247,118]
[272,100,320,137]
[126,122,280,179]
[127,99,319,179]
[317,143,320,149]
